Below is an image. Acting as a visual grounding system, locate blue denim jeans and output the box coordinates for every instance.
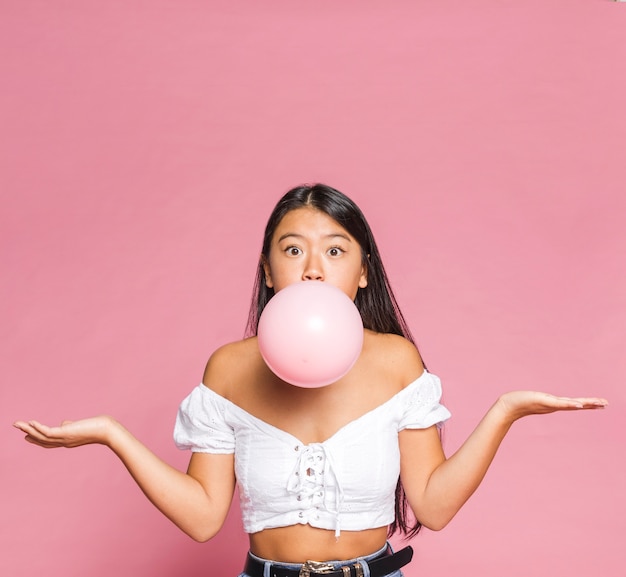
[237,542,404,577]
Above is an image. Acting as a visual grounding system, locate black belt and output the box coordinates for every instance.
[243,545,413,577]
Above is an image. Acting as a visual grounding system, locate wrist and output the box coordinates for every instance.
[101,416,126,448]
[491,395,520,426]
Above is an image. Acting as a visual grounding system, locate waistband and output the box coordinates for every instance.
[243,543,413,577]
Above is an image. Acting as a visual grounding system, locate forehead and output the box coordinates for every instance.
[272,207,352,240]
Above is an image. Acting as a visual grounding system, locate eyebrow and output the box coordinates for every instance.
[276,232,353,243]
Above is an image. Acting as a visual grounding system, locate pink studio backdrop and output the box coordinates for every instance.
[2,2,625,576]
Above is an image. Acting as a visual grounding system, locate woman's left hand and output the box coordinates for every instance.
[496,391,608,422]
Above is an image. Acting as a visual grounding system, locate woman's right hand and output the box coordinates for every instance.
[13,416,117,448]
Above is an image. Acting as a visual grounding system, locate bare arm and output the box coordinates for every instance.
[13,416,235,541]
[399,391,608,531]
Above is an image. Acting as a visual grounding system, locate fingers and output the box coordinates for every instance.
[568,397,609,409]
[13,420,68,448]
[27,420,52,435]
[544,395,608,411]
[545,395,586,409]
[23,434,65,449]
[13,420,43,436]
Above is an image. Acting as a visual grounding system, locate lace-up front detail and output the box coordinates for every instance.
[287,444,344,537]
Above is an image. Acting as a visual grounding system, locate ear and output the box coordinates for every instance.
[358,256,369,289]
[262,255,274,288]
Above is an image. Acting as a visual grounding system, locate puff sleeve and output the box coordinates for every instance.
[173,384,235,453]
[398,371,451,431]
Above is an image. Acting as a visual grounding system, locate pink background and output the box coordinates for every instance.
[2,2,625,576]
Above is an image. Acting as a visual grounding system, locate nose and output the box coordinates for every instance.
[302,254,324,281]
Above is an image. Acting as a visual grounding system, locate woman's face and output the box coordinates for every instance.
[263,207,368,300]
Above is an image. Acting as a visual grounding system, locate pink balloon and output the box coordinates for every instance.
[258,282,364,388]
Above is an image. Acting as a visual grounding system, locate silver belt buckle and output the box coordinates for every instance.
[299,560,335,577]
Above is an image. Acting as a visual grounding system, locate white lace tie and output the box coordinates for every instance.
[287,443,345,537]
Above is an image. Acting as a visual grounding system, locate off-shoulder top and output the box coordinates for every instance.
[173,370,450,537]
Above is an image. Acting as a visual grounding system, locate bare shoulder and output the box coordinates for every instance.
[362,331,425,387]
[202,337,263,397]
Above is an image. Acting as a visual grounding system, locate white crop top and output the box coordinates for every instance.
[173,371,450,537]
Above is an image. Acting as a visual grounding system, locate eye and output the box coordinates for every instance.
[285,246,302,256]
[327,246,345,257]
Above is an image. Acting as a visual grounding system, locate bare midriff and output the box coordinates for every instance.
[249,524,389,563]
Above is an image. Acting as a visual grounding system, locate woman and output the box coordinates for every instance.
[14,184,607,577]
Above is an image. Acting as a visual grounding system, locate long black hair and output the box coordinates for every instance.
[246,183,423,537]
